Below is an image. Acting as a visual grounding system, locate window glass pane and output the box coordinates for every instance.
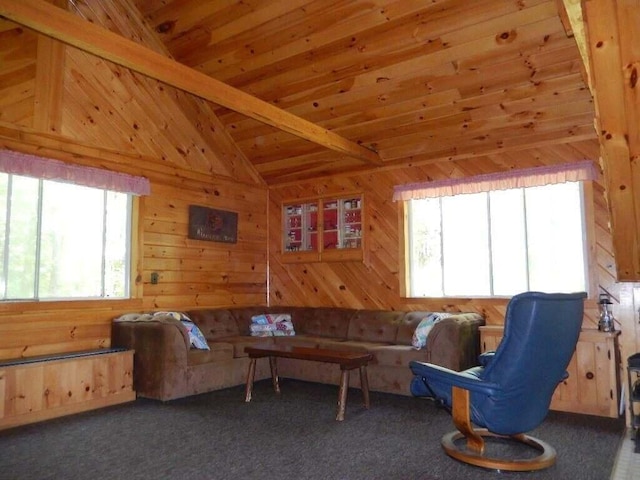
[7,176,39,299]
[104,192,129,297]
[441,193,490,296]
[525,182,586,292]
[39,181,105,298]
[408,198,443,297]
[489,189,528,295]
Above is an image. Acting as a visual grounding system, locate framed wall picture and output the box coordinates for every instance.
[188,205,238,243]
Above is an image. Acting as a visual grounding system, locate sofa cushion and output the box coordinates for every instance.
[346,310,403,343]
[216,335,275,358]
[313,339,388,364]
[368,345,433,368]
[299,308,355,338]
[187,309,240,339]
[272,334,325,348]
[396,311,431,346]
[187,343,234,366]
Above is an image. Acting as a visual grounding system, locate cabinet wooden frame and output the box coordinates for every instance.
[280,193,366,263]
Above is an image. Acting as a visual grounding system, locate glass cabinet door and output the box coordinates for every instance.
[323,197,362,250]
[283,202,318,252]
[340,197,362,249]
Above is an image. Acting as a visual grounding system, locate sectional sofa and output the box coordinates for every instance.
[112,306,484,401]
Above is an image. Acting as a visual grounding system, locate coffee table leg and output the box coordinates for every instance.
[245,357,257,402]
[360,365,370,409]
[269,356,280,394]
[336,369,350,421]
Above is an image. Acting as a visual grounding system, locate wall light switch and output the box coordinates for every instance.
[150,272,159,285]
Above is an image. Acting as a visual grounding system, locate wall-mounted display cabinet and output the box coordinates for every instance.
[282,195,365,262]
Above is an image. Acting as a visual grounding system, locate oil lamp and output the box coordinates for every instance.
[597,293,615,332]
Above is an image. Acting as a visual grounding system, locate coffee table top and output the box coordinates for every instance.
[245,343,372,368]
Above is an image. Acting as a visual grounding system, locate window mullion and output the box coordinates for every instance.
[486,192,494,296]
[124,195,132,297]
[101,191,108,297]
[439,197,445,296]
[34,180,44,299]
[522,189,531,291]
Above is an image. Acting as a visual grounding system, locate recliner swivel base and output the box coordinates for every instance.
[442,428,557,472]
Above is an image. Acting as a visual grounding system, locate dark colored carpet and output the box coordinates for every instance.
[0,380,625,480]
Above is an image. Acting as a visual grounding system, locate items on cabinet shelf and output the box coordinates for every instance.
[281,195,365,262]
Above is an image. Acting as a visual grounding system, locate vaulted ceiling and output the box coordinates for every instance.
[1,0,639,280]
[134,0,596,185]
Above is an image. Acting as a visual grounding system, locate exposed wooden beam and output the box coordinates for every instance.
[583,0,640,281]
[558,0,592,91]
[0,0,382,166]
[32,0,66,133]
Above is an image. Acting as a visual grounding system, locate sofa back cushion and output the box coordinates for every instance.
[396,311,432,346]
[300,308,355,339]
[186,309,240,340]
[346,310,403,343]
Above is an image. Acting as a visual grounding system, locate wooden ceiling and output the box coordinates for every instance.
[1,0,638,280]
[130,0,596,185]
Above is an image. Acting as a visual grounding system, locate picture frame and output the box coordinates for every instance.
[188,205,238,243]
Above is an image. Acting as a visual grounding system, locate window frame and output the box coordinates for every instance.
[399,181,597,300]
[0,174,138,302]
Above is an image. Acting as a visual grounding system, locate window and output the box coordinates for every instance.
[0,173,132,300]
[407,182,587,297]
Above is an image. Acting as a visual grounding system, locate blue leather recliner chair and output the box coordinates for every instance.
[409,291,586,471]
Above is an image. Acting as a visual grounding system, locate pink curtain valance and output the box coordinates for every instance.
[0,149,150,196]
[392,160,598,202]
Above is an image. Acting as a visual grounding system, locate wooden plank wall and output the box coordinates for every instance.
[0,6,268,361]
[268,138,618,327]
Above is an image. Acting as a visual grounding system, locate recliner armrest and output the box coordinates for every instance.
[409,360,503,396]
[478,351,495,367]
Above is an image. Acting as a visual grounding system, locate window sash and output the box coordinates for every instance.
[0,174,131,301]
[407,182,587,298]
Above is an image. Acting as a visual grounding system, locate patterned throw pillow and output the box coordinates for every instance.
[154,311,210,350]
[181,320,210,349]
[411,313,451,349]
[250,314,296,337]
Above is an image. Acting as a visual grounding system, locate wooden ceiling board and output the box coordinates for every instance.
[195,2,592,182]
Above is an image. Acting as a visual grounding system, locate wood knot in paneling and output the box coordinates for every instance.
[156,21,175,34]
[495,30,517,45]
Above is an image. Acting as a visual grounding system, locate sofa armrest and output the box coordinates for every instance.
[424,313,484,371]
[112,318,190,400]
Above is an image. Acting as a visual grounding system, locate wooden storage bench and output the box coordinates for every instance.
[0,347,135,430]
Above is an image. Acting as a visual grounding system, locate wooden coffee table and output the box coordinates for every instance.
[244,344,373,421]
